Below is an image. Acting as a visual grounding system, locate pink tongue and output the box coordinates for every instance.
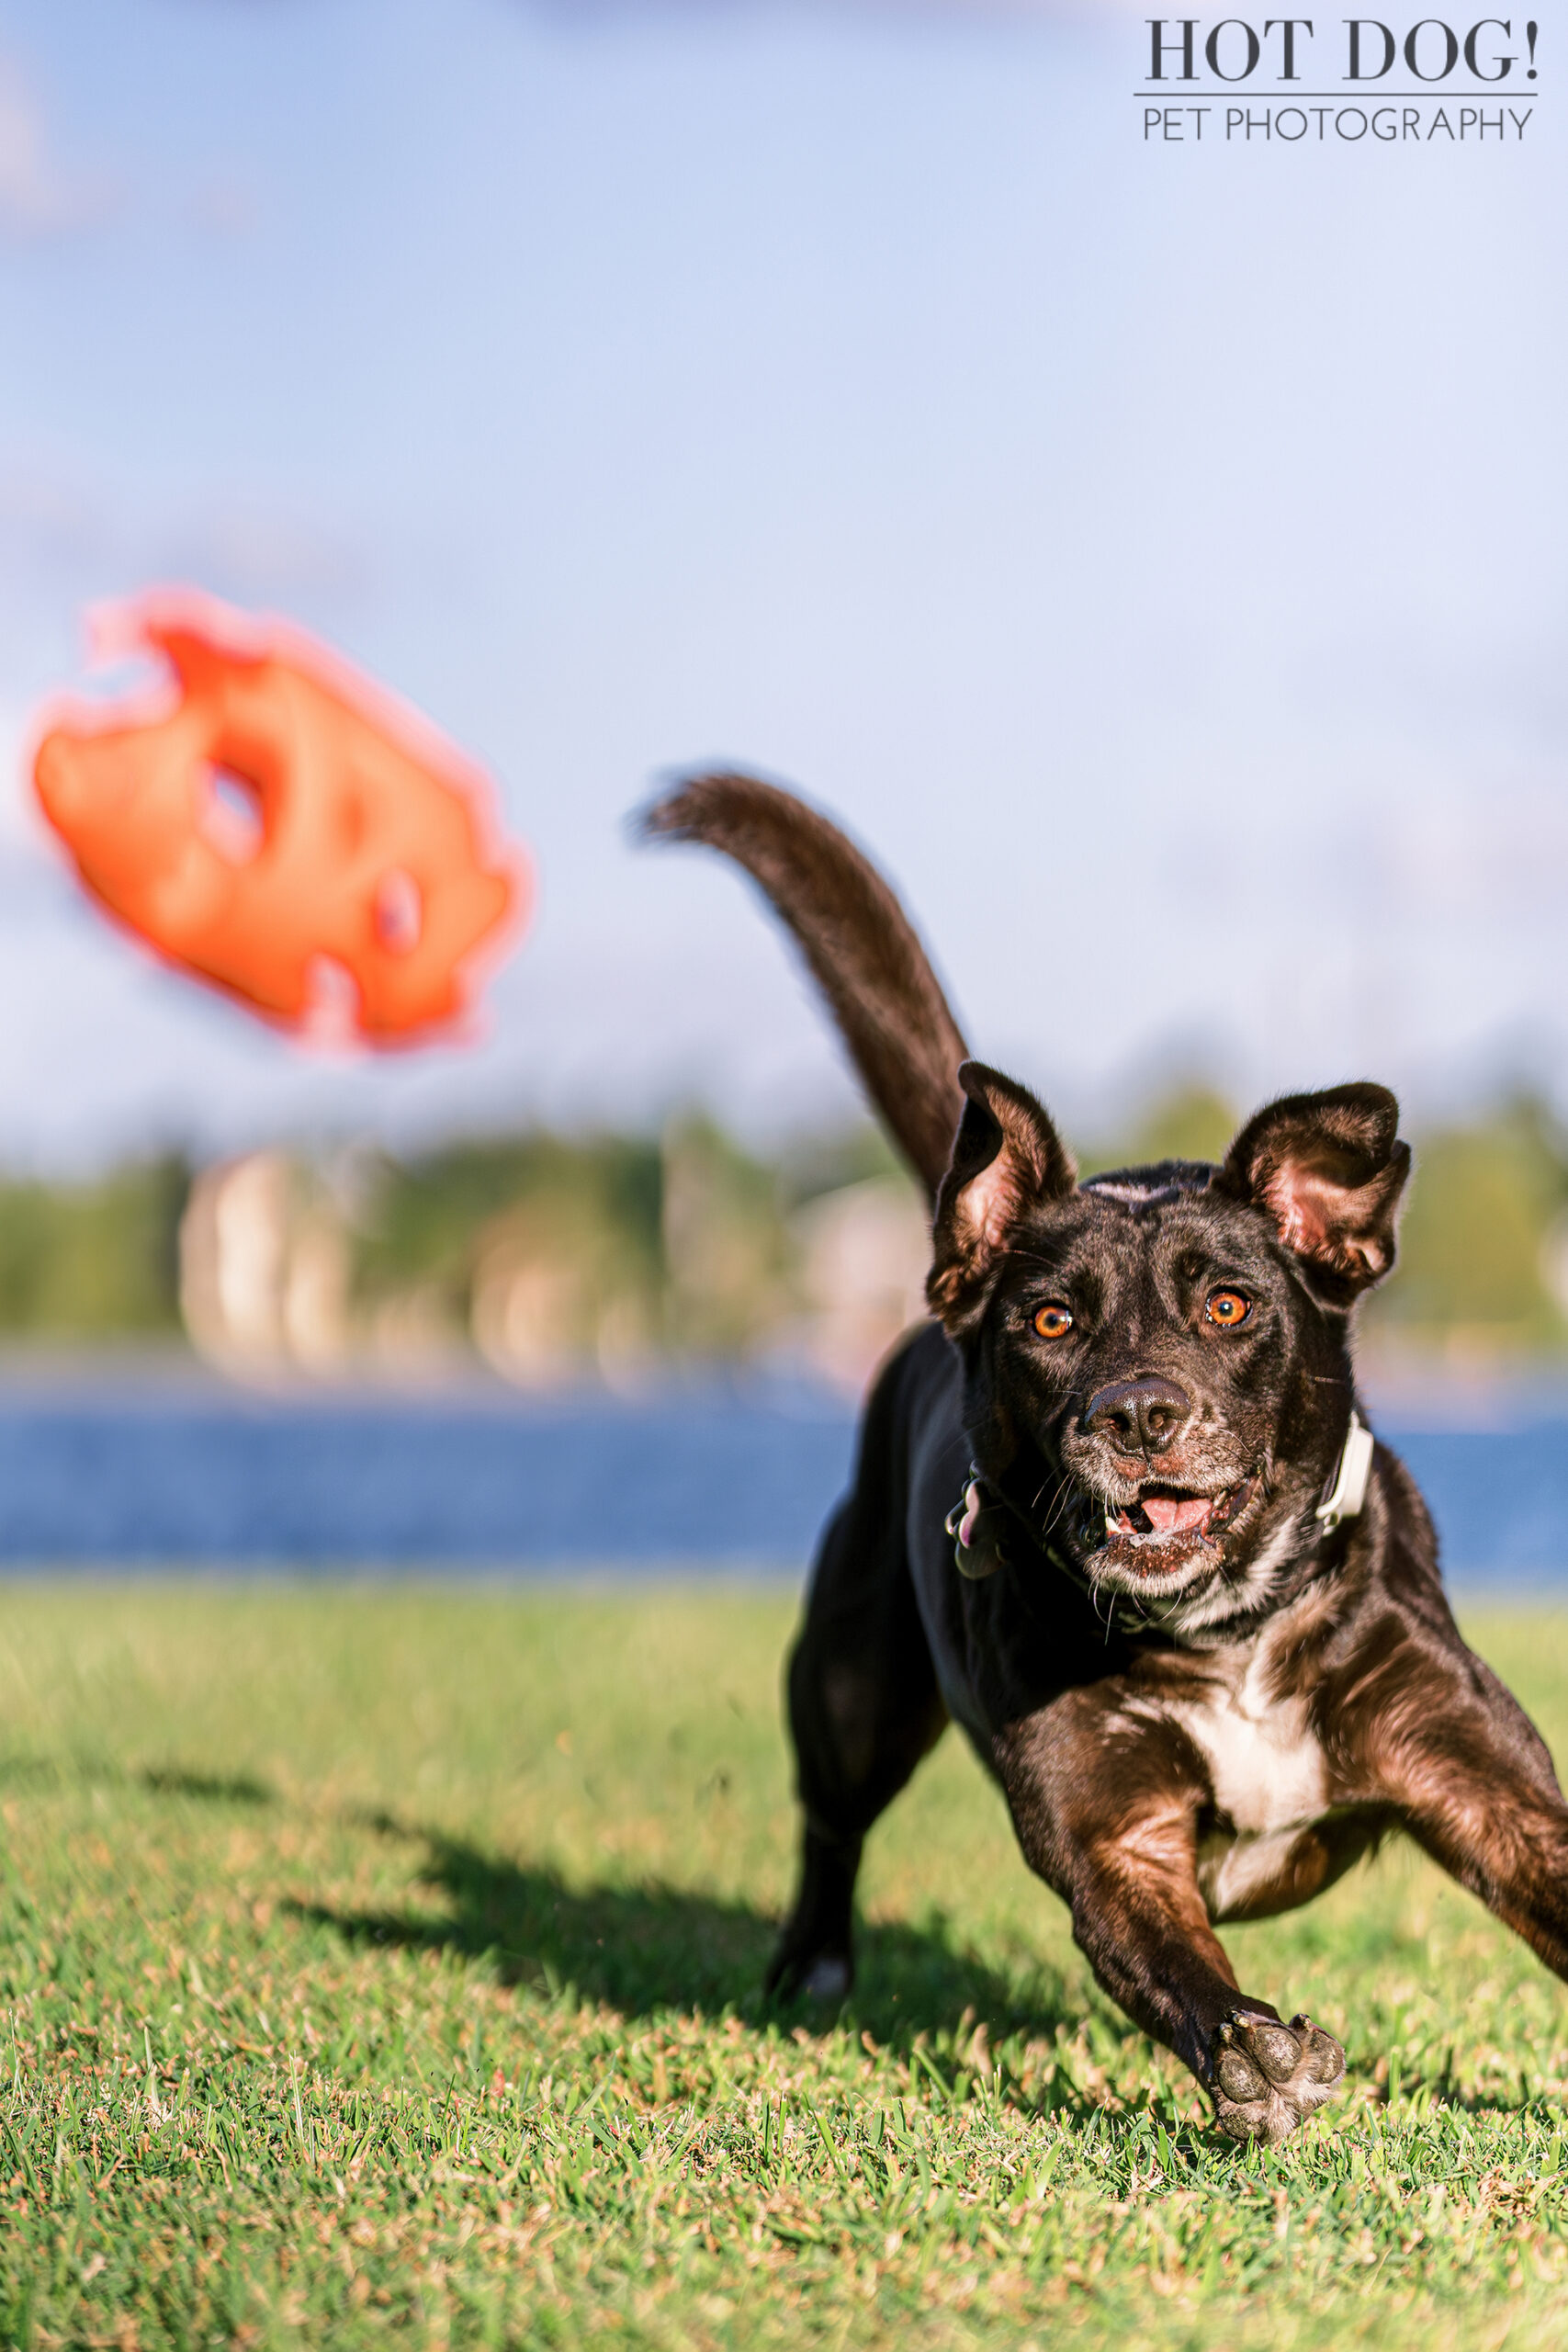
[1142,1494,1212,1533]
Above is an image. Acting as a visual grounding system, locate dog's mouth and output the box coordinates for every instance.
[1102,1472,1258,1546]
[1070,1464,1266,1600]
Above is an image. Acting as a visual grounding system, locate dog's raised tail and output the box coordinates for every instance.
[639,772,967,1204]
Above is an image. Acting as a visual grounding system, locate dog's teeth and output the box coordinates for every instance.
[1105,1512,1119,1536]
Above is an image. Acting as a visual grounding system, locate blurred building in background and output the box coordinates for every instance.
[179,1152,356,1383]
[170,1115,927,1395]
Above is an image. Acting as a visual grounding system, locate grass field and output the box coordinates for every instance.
[2,1587,1568,2348]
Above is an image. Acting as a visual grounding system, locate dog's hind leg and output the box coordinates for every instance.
[770,1501,947,2000]
[768,1344,948,2002]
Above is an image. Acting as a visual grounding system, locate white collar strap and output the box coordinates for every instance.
[1314,1409,1374,1533]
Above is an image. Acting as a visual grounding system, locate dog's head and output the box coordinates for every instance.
[927,1062,1410,1635]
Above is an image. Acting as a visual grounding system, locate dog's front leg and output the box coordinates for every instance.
[996,1694,1346,2144]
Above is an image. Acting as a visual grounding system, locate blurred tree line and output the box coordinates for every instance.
[175,1118,920,1386]
[0,1159,189,1339]
[7,1086,1568,1370]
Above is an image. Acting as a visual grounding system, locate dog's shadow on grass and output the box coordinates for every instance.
[290,1811,1071,2049]
[0,1751,273,1806]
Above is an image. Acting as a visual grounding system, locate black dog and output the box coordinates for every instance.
[645,771,1568,2144]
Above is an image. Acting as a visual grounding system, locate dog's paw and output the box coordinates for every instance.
[1209,2010,1346,2144]
[764,1942,852,2005]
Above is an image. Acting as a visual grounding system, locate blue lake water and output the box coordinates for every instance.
[0,1370,1561,1589]
[0,1376,853,1574]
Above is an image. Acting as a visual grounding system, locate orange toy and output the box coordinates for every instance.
[32,591,527,1042]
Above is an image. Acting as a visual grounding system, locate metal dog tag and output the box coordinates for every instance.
[946,1477,1009,1580]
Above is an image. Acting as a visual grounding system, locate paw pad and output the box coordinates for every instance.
[1211,2009,1346,2144]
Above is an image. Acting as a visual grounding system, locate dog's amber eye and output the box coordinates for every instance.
[1205,1288,1251,1329]
[1033,1303,1074,1340]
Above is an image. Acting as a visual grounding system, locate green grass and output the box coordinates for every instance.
[2,1587,1568,2347]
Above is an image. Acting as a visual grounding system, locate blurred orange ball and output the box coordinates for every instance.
[32,590,527,1044]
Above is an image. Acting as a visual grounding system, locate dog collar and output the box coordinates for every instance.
[1314,1409,1374,1532]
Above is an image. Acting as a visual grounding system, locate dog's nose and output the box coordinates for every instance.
[1084,1375,1192,1458]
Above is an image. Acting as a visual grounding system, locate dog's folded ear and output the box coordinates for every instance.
[1222,1083,1411,1299]
[927,1062,1076,1329]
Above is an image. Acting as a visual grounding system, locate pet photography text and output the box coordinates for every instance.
[1139,14,1541,141]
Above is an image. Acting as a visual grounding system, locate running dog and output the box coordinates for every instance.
[645,771,1568,2143]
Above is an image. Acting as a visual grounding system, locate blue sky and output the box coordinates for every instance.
[0,0,1562,1168]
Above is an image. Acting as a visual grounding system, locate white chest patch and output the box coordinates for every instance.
[1167,1650,1331,1919]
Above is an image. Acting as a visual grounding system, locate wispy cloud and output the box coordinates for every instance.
[0,466,367,617]
[0,56,115,240]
